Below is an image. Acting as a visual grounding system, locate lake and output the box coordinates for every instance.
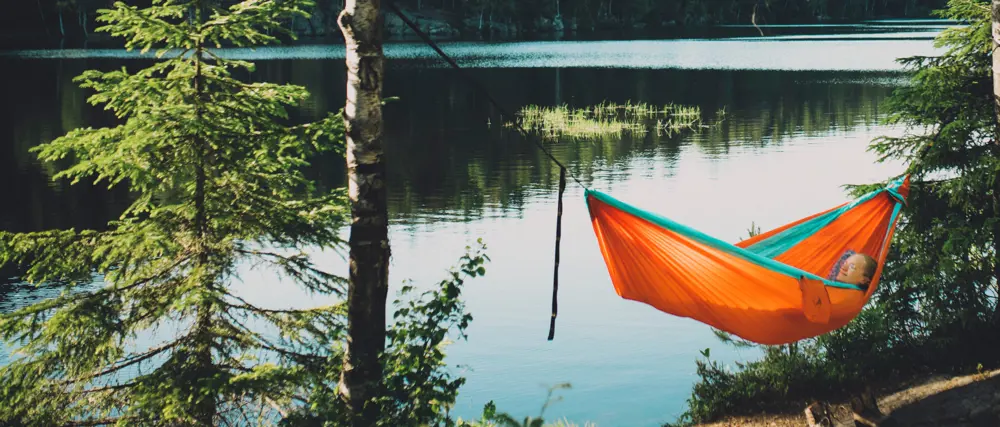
[0,20,943,426]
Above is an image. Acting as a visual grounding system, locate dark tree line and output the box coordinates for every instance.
[0,0,312,41]
[1,0,950,43]
[393,0,949,31]
[0,0,111,39]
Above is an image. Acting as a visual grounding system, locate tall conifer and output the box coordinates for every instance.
[0,1,348,424]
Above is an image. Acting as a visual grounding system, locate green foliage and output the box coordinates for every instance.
[676,0,1000,423]
[0,2,560,425]
[456,384,594,427]
[670,304,917,426]
[378,243,489,425]
[279,241,590,427]
[861,0,1000,366]
[672,343,835,425]
[0,0,348,425]
[281,241,490,426]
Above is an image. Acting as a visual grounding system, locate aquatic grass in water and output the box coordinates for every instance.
[511,101,716,141]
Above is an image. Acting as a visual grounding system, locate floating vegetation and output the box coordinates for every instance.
[509,100,724,141]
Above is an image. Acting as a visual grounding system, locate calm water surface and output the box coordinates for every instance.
[0,22,944,426]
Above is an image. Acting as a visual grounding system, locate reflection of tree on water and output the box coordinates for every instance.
[1,59,131,234]
[1,64,130,232]
[380,68,896,223]
[0,59,897,233]
[0,58,132,309]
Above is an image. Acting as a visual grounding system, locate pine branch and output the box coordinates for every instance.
[236,249,339,275]
[62,417,136,427]
[258,342,327,364]
[62,338,184,385]
[4,254,191,321]
[219,310,325,363]
[266,396,290,418]
[223,292,316,315]
[78,381,137,395]
[234,248,346,294]
[218,362,254,373]
[217,397,268,426]
[218,311,296,355]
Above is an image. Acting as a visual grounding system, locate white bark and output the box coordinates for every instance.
[338,0,390,424]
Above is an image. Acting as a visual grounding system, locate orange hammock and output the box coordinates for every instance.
[586,176,910,345]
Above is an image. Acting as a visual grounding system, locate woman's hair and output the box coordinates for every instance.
[827,250,856,281]
[858,253,878,280]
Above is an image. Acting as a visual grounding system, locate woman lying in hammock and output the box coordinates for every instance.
[829,250,878,289]
[584,174,908,344]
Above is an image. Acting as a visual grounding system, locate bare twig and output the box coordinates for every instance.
[751,3,764,37]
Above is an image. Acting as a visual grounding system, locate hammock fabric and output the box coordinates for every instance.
[586,176,910,345]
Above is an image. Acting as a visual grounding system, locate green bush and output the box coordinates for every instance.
[672,343,834,424]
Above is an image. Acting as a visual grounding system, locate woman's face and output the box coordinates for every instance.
[836,253,871,285]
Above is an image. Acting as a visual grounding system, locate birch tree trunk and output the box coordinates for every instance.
[991,0,1000,327]
[337,1,390,425]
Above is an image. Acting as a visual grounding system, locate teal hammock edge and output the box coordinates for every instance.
[585,178,908,291]
[881,202,904,263]
[745,176,908,258]
[743,206,848,259]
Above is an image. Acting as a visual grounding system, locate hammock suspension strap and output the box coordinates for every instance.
[548,167,567,341]
[386,0,582,340]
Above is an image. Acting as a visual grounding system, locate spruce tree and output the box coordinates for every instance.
[0,0,348,425]
[831,0,1000,370]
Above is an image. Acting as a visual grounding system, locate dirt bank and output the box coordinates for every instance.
[699,369,1000,426]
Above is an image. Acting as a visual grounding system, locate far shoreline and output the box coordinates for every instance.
[0,13,958,52]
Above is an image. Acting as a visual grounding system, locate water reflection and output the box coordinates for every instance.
[0,30,918,426]
[0,58,899,230]
[4,28,946,71]
[379,67,895,227]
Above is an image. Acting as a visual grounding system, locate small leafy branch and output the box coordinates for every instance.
[460,382,594,427]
